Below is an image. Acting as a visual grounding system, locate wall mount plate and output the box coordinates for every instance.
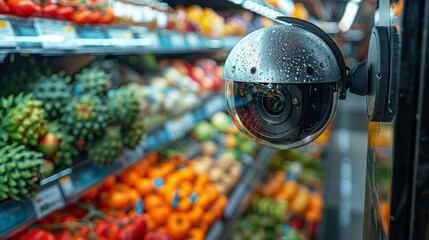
[366,26,393,122]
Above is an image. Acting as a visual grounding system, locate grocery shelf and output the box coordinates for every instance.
[0,15,241,55]
[206,147,275,240]
[0,93,226,239]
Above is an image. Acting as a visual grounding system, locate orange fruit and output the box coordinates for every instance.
[144,214,157,230]
[177,198,192,212]
[188,207,203,226]
[179,182,193,199]
[166,174,181,187]
[211,204,223,219]
[205,186,219,204]
[178,168,195,182]
[195,194,211,210]
[187,228,204,240]
[144,194,164,210]
[128,188,141,206]
[131,163,147,177]
[102,175,117,190]
[216,195,228,210]
[107,190,131,210]
[135,178,153,197]
[81,187,99,201]
[156,226,168,234]
[194,174,209,188]
[119,169,140,187]
[202,212,216,226]
[166,213,191,240]
[197,220,209,234]
[158,184,175,199]
[305,208,322,223]
[310,193,324,210]
[148,204,171,225]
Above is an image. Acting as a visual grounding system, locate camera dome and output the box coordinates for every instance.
[223,22,342,150]
[223,24,341,84]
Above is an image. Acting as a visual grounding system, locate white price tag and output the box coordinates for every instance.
[187,33,199,48]
[59,176,75,197]
[34,19,77,49]
[108,29,134,46]
[0,18,16,47]
[170,33,185,48]
[31,184,65,218]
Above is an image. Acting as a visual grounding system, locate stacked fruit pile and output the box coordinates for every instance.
[0,65,143,201]
[123,58,224,129]
[191,141,242,196]
[0,0,114,24]
[231,211,297,240]
[101,152,227,239]
[173,5,274,37]
[270,149,325,190]
[191,112,259,157]
[0,57,225,202]
[231,147,326,240]
[254,172,324,224]
[14,152,228,240]
[13,204,147,240]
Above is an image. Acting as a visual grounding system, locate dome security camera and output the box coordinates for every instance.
[223,17,393,149]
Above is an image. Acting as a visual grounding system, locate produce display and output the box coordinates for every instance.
[11,152,230,240]
[0,56,223,202]
[0,0,114,24]
[1,0,273,32]
[125,58,224,129]
[230,147,326,240]
[174,5,274,37]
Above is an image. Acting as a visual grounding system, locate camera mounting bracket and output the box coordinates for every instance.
[348,26,392,122]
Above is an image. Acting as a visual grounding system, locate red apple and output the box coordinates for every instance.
[38,133,59,155]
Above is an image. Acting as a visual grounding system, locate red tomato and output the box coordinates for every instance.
[69,207,87,219]
[98,7,114,24]
[117,225,133,240]
[59,214,76,223]
[88,8,101,23]
[106,223,120,239]
[42,3,58,17]
[57,5,74,20]
[8,0,37,17]
[94,220,110,236]
[20,228,55,240]
[131,215,147,240]
[55,232,72,240]
[33,4,42,16]
[76,226,90,238]
[70,8,90,24]
[0,0,10,13]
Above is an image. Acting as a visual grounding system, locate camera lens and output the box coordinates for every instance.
[262,89,286,115]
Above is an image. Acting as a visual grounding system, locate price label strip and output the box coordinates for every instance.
[204,96,226,116]
[59,176,75,197]
[187,33,200,48]
[166,116,188,140]
[170,33,185,48]
[34,19,78,49]
[108,28,135,46]
[0,18,16,48]
[31,184,65,218]
[130,27,154,47]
